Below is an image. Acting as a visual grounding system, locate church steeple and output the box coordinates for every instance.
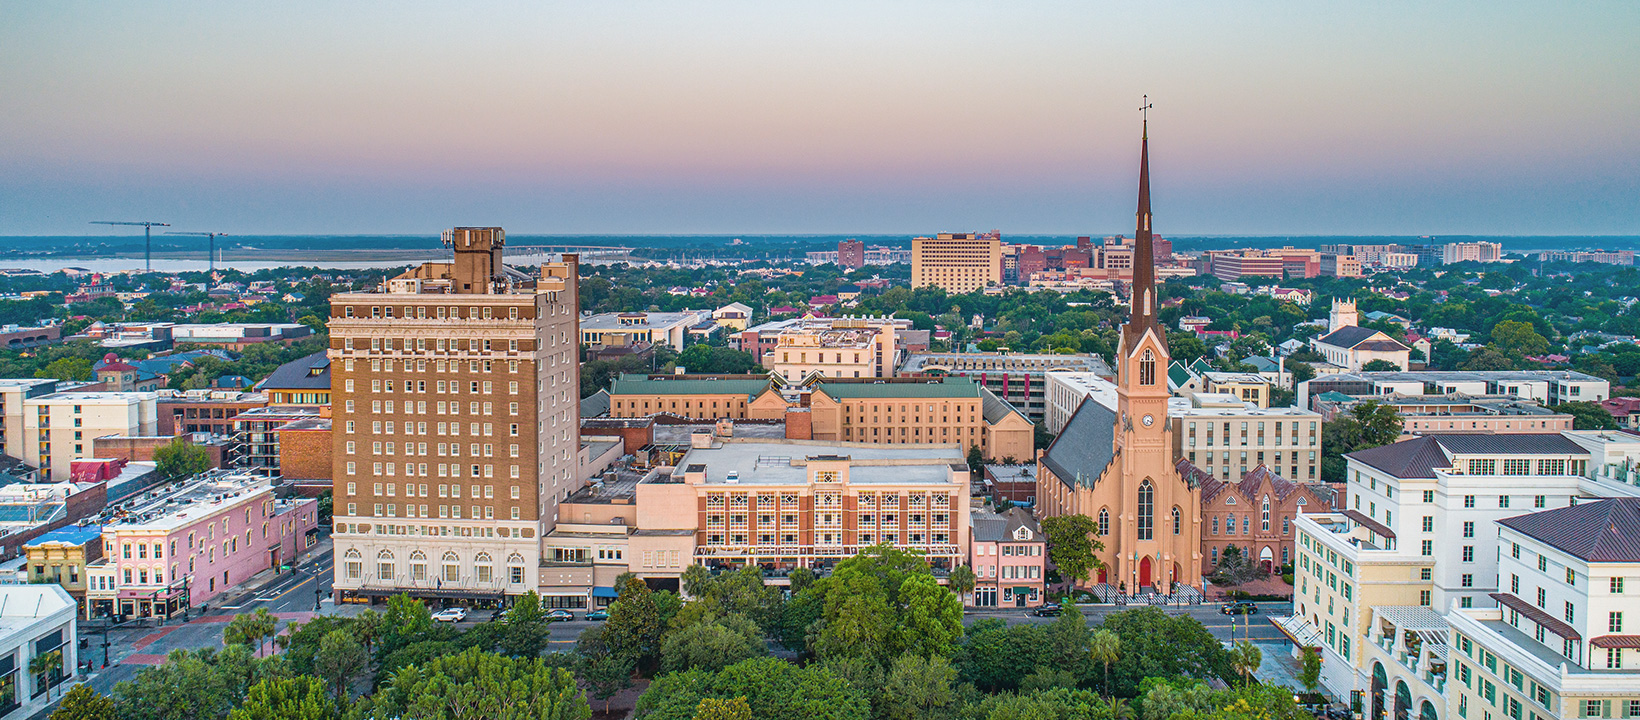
[1122,97,1165,355]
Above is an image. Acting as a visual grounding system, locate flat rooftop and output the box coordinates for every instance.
[653,422,787,444]
[563,468,651,504]
[104,471,271,533]
[901,352,1105,375]
[677,440,964,486]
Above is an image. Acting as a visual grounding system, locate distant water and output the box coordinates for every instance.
[0,234,1634,273]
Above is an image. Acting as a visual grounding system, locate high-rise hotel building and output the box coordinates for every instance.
[328,227,582,603]
[911,232,1002,293]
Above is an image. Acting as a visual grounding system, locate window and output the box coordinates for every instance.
[1463,521,1474,538]
[1614,577,1626,594]
[1139,349,1156,386]
[1172,506,1182,535]
[1464,495,1476,508]
[1097,508,1109,536]
[1611,611,1624,632]
[1462,546,1474,562]
[1136,480,1154,540]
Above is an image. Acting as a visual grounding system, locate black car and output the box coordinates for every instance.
[1220,601,1259,615]
[1028,605,1064,617]
[490,607,509,622]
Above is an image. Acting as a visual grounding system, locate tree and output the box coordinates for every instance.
[661,618,766,673]
[580,651,634,715]
[228,677,339,720]
[948,565,977,603]
[1041,514,1103,590]
[51,684,115,720]
[788,567,816,595]
[29,649,63,700]
[38,356,93,381]
[966,445,984,473]
[1362,359,1400,371]
[877,654,957,720]
[153,438,213,480]
[681,564,714,599]
[1554,401,1618,430]
[604,576,664,671]
[893,573,964,659]
[1489,319,1549,358]
[1350,400,1403,448]
[378,593,435,655]
[113,646,268,720]
[633,657,869,720]
[362,647,589,720]
[224,608,279,657]
[314,629,366,700]
[1229,641,1263,687]
[1288,360,1316,385]
[1298,647,1322,695]
[501,591,550,658]
[1100,607,1234,696]
[691,697,754,720]
[1090,628,1121,694]
[1209,545,1264,586]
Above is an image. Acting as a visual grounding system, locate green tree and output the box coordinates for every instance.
[1228,641,1262,687]
[661,618,767,674]
[1041,514,1103,590]
[1090,627,1121,694]
[893,573,964,659]
[313,630,366,700]
[1554,401,1618,430]
[38,356,93,381]
[51,683,115,720]
[1298,647,1322,695]
[576,625,633,715]
[788,567,816,595]
[681,564,714,599]
[1288,360,1316,385]
[113,646,268,720]
[604,576,664,671]
[1489,319,1549,358]
[634,657,869,720]
[966,445,984,473]
[501,591,550,658]
[378,593,435,655]
[153,439,213,480]
[1100,607,1234,696]
[877,654,958,720]
[1362,359,1400,371]
[224,608,280,657]
[948,565,977,604]
[228,676,338,720]
[361,647,589,720]
[29,649,63,699]
[1019,666,1079,692]
[691,697,754,720]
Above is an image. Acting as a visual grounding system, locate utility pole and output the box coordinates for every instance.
[89,221,170,272]
[165,231,229,275]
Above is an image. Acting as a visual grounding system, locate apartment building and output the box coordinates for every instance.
[1443,242,1504,265]
[3,390,159,481]
[606,374,773,421]
[328,228,582,604]
[911,232,1002,292]
[1448,499,1640,720]
[1300,370,1612,410]
[85,471,318,619]
[256,351,332,406]
[806,377,1035,462]
[579,310,712,352]
[731,315,906,379]
[1321,253,1364,278]
[157,390,268,436]
[1201,371,1273,408]
[1174,400,1323,483]
[1312,393,1574,437]
[900,351,1109,422]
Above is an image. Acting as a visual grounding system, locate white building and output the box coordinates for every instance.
[579,310,713,352]
[1299,370,1611,410]
[1309,299,1411,373]
[0,584,77,719]
[1443,242,1503,265]
[2,388,159,481]
[1043,371,1117,435]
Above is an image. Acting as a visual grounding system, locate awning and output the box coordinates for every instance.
[1342,509,1396,539]
[1590,635,1640,649]
[591,586,619,599]
[350,587,503,601]
[1489,593,1580,640]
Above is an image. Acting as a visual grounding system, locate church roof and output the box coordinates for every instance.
[1042,399,1116,490]
[1316,326,1409,352]
[1195,462,1334,505]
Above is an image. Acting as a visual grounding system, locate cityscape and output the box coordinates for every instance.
[2,4,1638,720]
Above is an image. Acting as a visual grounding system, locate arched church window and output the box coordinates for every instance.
[1172,506,1182,535]
[1261,495,1272,532]
[1097,508,1110,536]
[1140,349,1156,386]
[1137,480,1154,540]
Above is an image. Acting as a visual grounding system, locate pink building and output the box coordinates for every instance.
[86,472,318,619]
[967,506,1046,608]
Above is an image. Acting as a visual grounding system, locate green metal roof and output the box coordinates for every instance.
[812,377,984,399]
[1168,362,1197,388]
[608,374,771,400]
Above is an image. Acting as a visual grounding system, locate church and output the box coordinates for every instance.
[1035,114,1205,594]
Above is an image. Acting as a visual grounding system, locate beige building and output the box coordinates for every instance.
[807,377,1035,463]
[912,232,1002,293]
[1175,399,1323,483]
[767,317,900,382]
[328,228,582,604]
[5,390,160,481]
[1201,371,1273,408]
[23,525,104,618]
[607,374,773,420]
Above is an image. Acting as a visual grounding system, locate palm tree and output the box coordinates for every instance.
[1104,697,1134,720]
[949,565,977,604]
[1090,628,1120,694]
[1230,640,1263,687]
[28,649,62,700]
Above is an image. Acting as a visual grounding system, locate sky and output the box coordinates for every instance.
[3,2,1638,237]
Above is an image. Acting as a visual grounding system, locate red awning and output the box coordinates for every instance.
[1489,593,1580,640]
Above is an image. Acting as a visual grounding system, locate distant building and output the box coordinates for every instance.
[1043,371,1118,435]
[580,310,712,352]
[1442,241,1503,264]
[1319,253,1362,278]
[1309,299,1411,372]
[93,354,165,392]
[1536,249,1636,266]
[711,303,753,332]
[1299,369,1610,409]
[806,377,1035,463]
[912,232,1002,292]
[901,351,1110,423]
[0,388,160,481]
[837,239,865,269]
[168,323,313,349]
[0,323,60,350]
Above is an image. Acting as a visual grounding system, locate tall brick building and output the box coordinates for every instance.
[328,227,582,603]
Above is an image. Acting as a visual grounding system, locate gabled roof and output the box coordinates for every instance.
[1316,326,1409,352]
[580,389,611,418]
[1497,498,1640,563]
[1168,362,1197,389]
[1195,462,1332,505]
[257,350,331,391]
[972,507,1043,543]
[979,387,1029,426]
[1347,433,1591,479]
[1345,436,1451,479]
[1042,398,1115,490]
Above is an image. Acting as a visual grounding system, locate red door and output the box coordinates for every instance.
[1139,556,1153,588]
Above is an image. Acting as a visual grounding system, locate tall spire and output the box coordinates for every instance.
[1123,96,1164,354]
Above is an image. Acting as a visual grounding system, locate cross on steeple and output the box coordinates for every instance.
[1140,95,1153,137]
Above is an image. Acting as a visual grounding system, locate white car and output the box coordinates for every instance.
[431,607,468,623]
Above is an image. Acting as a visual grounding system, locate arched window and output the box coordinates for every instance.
[1261,495,1272,532]
[343,549,362,580]
[475,552,494,584]
[1139,349,1156,386]
[1172,506,1182,535]
[1137,480,1154,540]
[410,551,427,581]
[1097,508,1110,536]
[507,553,526,585]
[442,551,460,583]
[377,549,395,580]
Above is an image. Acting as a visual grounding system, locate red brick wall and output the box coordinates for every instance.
[278,426,333,480]
[784,408,812,440]
[93,435,226,468]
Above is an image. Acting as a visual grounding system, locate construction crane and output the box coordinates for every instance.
[88,221,170,272]
[165,231,230,275]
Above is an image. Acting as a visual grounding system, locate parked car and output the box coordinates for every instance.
[1028,605,1063,617]
[586,609,609,621]
[490,607,509,622]
[432,607,469,623]
[545,609,575,622]
[1220,601,1259,615]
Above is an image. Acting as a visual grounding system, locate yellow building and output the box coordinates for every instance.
[807,377,1035,463]
[607,374,774,420]
[912,232,1002,293]
[766,318,900,382]
[23,525,104,617]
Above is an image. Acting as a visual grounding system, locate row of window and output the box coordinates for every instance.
[346,501,520,520]
[346,441,520,458]
[344,462,520,479]
[344,420,520,437]
[335,523,528,539]
[342,548,528,585]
